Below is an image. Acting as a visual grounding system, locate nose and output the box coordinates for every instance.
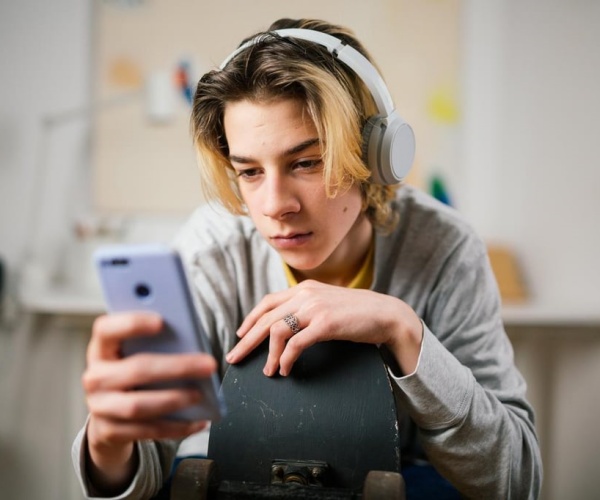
[262,172,300,219]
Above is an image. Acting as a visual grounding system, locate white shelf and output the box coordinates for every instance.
[20,285,105,316]
[502,302,600,326]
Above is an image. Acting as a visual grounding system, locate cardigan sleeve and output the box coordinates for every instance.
[389,232,542,499]
[71,418,178,500]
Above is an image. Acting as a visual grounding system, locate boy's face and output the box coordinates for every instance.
[223,98,372,285]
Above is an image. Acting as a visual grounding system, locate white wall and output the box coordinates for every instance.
[461,0,600,311]
[0,3,93,499]
[463,3,600,499]
[0,0,92,290]
[0,4,92,499]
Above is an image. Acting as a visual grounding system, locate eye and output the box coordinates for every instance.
[236,168,262,180]
[293,158,323,171]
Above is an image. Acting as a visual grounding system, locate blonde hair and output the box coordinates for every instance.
[191,18,398,232]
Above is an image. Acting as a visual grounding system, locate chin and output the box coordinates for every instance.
[282,255,324,273]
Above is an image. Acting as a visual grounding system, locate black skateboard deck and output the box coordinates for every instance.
[207,339,401,493]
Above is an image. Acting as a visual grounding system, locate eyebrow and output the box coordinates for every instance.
[229,138,320,164]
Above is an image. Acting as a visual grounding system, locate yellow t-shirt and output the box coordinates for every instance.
[282,241,374,289]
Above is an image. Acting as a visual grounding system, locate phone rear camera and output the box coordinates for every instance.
[135,284,151,298]
[111,258,129,266]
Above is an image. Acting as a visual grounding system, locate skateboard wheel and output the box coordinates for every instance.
[363,470,406,500]
[170,458,216,500]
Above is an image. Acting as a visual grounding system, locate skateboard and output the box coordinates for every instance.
[171,339,404,499]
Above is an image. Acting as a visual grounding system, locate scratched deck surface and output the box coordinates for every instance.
[208,340,400,489]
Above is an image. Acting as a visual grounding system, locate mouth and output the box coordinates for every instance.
[270,232,313,249]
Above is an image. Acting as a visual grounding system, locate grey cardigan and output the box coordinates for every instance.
[72,185,542,499]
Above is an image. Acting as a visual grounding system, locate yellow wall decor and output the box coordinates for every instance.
[427,85,460,125]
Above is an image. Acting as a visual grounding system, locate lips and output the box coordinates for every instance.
[270,232,313,249]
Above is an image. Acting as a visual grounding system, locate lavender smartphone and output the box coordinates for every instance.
[94,243,226,422]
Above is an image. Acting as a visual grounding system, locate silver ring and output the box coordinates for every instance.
[283,313,300,335]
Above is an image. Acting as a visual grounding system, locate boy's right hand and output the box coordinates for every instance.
[82,312,215,493]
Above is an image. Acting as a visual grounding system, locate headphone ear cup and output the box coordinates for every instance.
[362,113,415,185]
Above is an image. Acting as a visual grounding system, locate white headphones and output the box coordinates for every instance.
[219,28,415,185]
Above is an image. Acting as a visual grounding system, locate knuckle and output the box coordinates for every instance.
[81,370,99,393]
[85,393,97,413]
[270,323,288,341]
[299,279,319,289]
[269,321,282,335]
[85,344,96,364]
[167,355,196,379]
[262,292,278,308]
[171,360,191,379]
[121,399,142,420]
[256,314,274,331]
[286,334,305,351]
[127,358,148,382]
[298,287,317,304]
[120,314,141,333]
[91,315,108,338]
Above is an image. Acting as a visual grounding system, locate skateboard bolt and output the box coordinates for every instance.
[310,467,323,478]
[271,465,284,479]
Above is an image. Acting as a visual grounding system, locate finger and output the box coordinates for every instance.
[263,317,297,376]
[87,313,163,362]
[89,415,208,446]
[230,304,304,365]
[226,333,259,365]
[236,289,294,338]
[82,353,217,392]
[279,325,323,377]
[87,388,202,420]
[227,307,287,365]
[227,312,276,364]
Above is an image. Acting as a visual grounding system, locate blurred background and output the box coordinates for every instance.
[1,0,599,498]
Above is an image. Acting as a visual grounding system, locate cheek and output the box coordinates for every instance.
[343,203,362,224]
[238,189,262,223]
[245,201,263,224]
[338,191,363,219]
[238,185,258,211]
[326,200,361,235]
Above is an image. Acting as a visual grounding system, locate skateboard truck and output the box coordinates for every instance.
[270,459,329,486]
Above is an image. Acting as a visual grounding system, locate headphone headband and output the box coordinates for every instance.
[219,28,415,184]
[220,28,395,116]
